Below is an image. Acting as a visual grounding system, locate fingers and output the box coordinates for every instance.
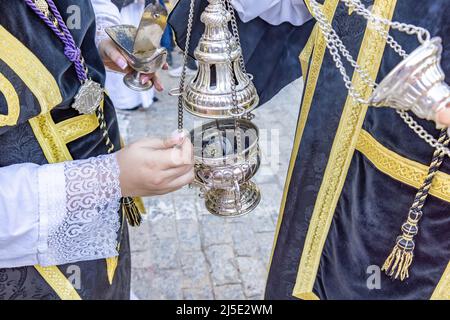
[435,107,450,127]
[165,167,195,190]
[153,75,164,92]
[101,39,128,71]
[133,135,184,149]
[139,73,164,91]
[163,163,193,179]
[162,63,169,70]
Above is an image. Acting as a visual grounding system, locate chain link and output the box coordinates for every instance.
[220,0,244,158]
[225,0,247,75]
[397,110,450,157]
[177,0,197,130]
[309,0,449,155]
[342,0,430,45]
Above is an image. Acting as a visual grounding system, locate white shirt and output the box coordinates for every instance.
[231,0,312,26]
[0,155,122,268]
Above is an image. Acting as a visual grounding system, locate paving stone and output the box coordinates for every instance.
[256,232,277,266]
[200,217,233,247]
[179,251,211,289]
[145,195,175,220]
[131,249,153,268]
[132,267,184,300]
[148,218,177,241]
[129,221,152,252]
[176,219,202,252]
[205,245,240,286]
[174,196,198,221]
[148,238,179,270]
[213,284,246,300]
[236,257,267,298]
[230,222,259,257]
[183,286,214,300]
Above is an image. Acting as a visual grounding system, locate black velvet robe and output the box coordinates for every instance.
[170,0,450,299]
[0,0,130,299]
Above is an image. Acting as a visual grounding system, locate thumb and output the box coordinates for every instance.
[160,130,190,149]
[435,107,450,127]
[134,132,187,150]
[103,41,128,70]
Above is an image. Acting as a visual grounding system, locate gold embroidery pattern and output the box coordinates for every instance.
[34,265,81,300]
[29,112,72,163]
[299,25,318,79]
[293,0,398,298]
[106,257,119,285]
[431,262,450,300]
[269,0,339,278]
[0,26,62,114]
[56,113,99,144]
[0,73,20,127]
[356,130,450,203]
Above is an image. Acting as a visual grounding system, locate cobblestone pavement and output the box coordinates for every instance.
[117,53,303,300]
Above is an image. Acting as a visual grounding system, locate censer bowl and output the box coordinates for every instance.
[191,119,261,217]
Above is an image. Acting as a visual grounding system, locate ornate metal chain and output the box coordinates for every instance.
[342,0,430,48]
[224,0,247,75]
[176,0,196,130]
[220,0,244,157]
[221,0,246,118]
[309,0,450,156]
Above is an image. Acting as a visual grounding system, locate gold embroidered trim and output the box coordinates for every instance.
[356,130,450,203]
[0,73,20,127]
[0,26,62,114]
[431,262,450,300]
[299,24,318,79]
[29,112,73,163]
[292,0,398,298]
[269,1,338,278]
[57,114,99,144]
[106,257,119,285]
[296,292,320,300]
[34,265,81,300]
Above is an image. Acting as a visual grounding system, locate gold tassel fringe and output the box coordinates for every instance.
[381,244,413,281]
[120,197,143,227]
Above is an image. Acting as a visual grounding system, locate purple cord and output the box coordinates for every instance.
[24,0,87,82]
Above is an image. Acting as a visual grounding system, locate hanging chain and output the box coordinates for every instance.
[342,0,430,47]
[309,0,450,156]
[221,0,246,118]
[396,110,450,157]
[219,0,244,159]
[177,0,196,130]
[225,0,247,75]
[225,0,255,120]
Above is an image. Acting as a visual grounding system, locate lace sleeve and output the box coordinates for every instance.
[37,154,122,267]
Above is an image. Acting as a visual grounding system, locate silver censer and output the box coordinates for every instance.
[181,0,261,217]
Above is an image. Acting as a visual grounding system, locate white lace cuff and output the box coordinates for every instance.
[37,154,122,266]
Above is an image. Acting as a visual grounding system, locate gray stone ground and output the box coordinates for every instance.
[117,52,302,300]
